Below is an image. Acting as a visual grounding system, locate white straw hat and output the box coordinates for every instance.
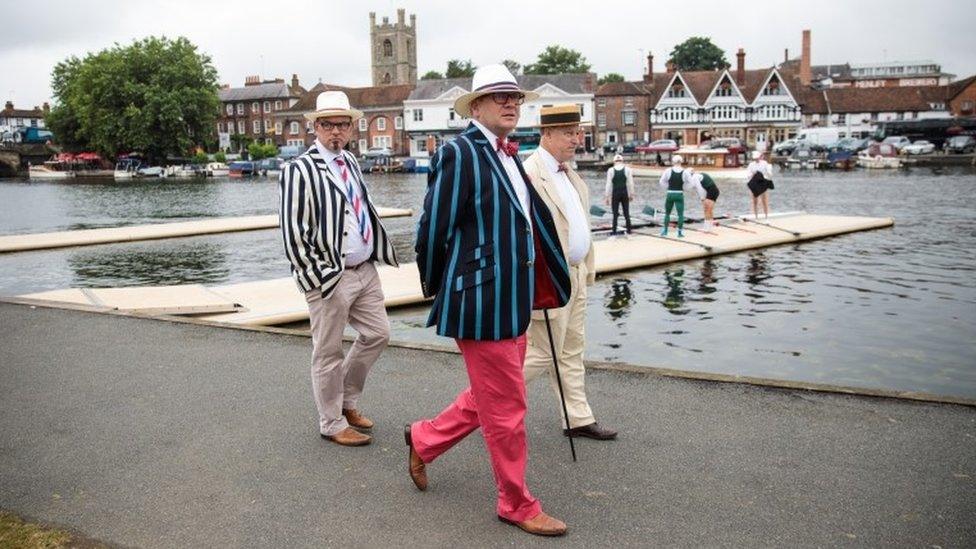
[672,154,683,164]
[613,154,624,162]
[303,91,364,122]
[751,150,763,160]
[453,64,540,118]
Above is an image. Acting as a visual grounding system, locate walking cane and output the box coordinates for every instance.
[542,309,577,462]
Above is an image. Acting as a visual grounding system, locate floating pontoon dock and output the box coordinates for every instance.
[0,208,413,253]
[19,212,893,326]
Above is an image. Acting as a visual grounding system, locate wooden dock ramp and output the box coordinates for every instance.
[19,212,893,326]
[0,208,413,253]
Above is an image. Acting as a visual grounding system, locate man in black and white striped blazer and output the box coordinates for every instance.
[279,91,398,447]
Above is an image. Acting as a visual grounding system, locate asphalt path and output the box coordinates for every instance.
[0,302,973,548]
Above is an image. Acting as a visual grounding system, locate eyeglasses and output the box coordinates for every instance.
[490,92,525,106]
[317,120,352,131]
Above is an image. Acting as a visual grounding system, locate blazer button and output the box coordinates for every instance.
[526,260,534,267]
[343,231,348,236]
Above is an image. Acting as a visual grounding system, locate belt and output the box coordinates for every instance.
[345,261,370,270]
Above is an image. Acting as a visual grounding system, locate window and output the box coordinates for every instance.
[383,39,393,57]
[395,116,403,129]
[290,121,300,135]
[622,111,637,126]
[383,73,391,84]
[359,118,368,131]
[624,97,634,108]
[274,100,282,110]
[597,113,607,128]
[263,101,271,113]
[762,79,783,96]
[238,120,245,134]
[359,139,367,150]
[252,120,260,133]
[597,98,606,107]
[251,102,259,114]
[448,109,456,121]
[710,105,740,120]
[413,109,423,122]
[377,117,387,131]
[264,119,271,131]
[275,122,282,134]
[714,81,734,97]
[373,135,392,148]
[236,103,244,115]
[217,122,223,133]
[306,121,312,132]
[667,85,686,98]
[226,104,233,115]
[415,138,427,154]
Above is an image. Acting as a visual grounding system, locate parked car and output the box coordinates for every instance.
[827,137,870,153]
[617,140,648,154]
[704,137,745,152]
[902,140,936,155]
[944,135,976,154]
[773,138,799,155]
[362,147,393,158]
[881,136,912,151]
[636,139,678,154]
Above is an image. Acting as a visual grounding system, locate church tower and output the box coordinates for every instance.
[369,9,417,87]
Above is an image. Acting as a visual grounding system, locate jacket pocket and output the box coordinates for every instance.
[454,265,496,292]
[462,242,494,263]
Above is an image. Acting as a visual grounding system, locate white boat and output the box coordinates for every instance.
[114,158,141,179]
[205,162,229,177]
[628,146,749,180]
[29,163,75,180]
[856,144,902,169]
[165,165,198,178]
[137,166,167,178]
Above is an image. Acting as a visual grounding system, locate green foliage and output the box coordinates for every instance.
[420,70,443,80]
[524,46,591,75]
[502,59,521,75]
[46,36,219,163]
[598,73,625,85]
[248,142,278,160]
[214,151,227,163]
[668,37,729,71]
[230,134,252,153]
[191,151,209,164]
[446,59,476,78]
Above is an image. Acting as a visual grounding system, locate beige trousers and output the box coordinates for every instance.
[305,262,390,436]
[524,263,594,429]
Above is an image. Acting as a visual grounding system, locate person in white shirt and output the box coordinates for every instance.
[604,154,635,237]
[657,154,696,237]
[746,150,774,219]
[523,105,616,441]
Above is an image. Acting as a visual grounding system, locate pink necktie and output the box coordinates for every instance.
[334,157,371,243]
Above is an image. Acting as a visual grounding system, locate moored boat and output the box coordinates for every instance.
[114,158,141,179]
[629,147,748,179]
[205,162,229,177]
[228,161,257,178]
[29,163,75,180]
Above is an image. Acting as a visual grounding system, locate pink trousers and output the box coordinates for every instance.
[410,335,542,522]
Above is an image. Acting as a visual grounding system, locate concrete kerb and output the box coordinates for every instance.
[3,296,974,409]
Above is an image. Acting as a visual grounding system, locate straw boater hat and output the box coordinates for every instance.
[303,91,364,122]
[453,64,540,118]
[613,154,624,162]
[538,104,584,128]
[751,150,763,160]
[672,154,684,164]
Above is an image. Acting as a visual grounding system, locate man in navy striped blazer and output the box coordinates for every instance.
[279,91,398,447]
[405,65,573,537]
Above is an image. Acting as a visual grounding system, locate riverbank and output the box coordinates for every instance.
[1,301,973,547]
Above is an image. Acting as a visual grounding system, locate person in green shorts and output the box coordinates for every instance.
[692,170,720,227]
[657,154,694,237]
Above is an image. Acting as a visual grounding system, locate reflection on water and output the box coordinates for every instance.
[2,168,975,399]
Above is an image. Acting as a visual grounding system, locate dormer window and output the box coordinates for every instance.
[667,84,686,98]
[715,80,734,97]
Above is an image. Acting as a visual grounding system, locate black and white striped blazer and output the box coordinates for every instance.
[279,145,398,297]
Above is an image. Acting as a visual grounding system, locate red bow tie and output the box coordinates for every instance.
[496,137,519,157]
[557,163,567,172]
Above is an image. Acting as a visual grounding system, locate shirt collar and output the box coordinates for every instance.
[314,139,342,164]
[536,146,562,175]
[471,120,501,146]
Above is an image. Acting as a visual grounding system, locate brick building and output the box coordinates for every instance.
[594,80,653,150]
[216,75,305,151]
[0,101,48,129]
[946,75,976,117]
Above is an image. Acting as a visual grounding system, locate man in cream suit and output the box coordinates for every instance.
[523,105,617,441]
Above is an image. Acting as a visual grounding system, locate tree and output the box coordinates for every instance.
[502,59,521,75]
[668,37,729,71]
[598,73,625,85]
[46,36,220,163]
[524,45,591,75]
[446,59,476,78]
[248,142,278,160]
[420,70,444,80]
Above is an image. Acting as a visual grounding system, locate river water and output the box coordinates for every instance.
[1,167,974,399]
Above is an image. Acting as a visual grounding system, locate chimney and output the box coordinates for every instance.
[736,48,746,86]
[784,48,789,64]
[42,102,50,112]
[644,53,654,83]
[4,100,12,111]
[410,13,416,27]
[245,75,260,86]
[291,73,300,89]
[800,29,812,86]
[666,60,676,74]
[397,8,405,25]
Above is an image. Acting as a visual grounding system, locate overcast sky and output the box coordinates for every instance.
[3,0,974,108]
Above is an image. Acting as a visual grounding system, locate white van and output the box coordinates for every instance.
[796,127,850,147]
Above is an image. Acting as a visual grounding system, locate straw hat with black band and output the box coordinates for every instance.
[453,64,540,118]
[538,104,585,128]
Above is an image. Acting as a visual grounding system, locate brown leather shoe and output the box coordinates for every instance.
[563,422,617,440]
[498,511,567,537]
[342,408,374,430]
[404,425,427,491]
[322,427,371,447]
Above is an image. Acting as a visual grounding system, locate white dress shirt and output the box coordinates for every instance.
[746,160,773,180]
[537,147,590,266]
[471,120,530,218]
[315,140,372,266]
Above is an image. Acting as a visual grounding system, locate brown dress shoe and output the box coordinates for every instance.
[342,408,374,430]
[498,511,567,537]
[322,427,371,447]
[404,425,427,491]
[563,422,617,440]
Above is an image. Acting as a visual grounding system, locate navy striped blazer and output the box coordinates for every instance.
[416,123,572,341]
[279,145,398,297]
